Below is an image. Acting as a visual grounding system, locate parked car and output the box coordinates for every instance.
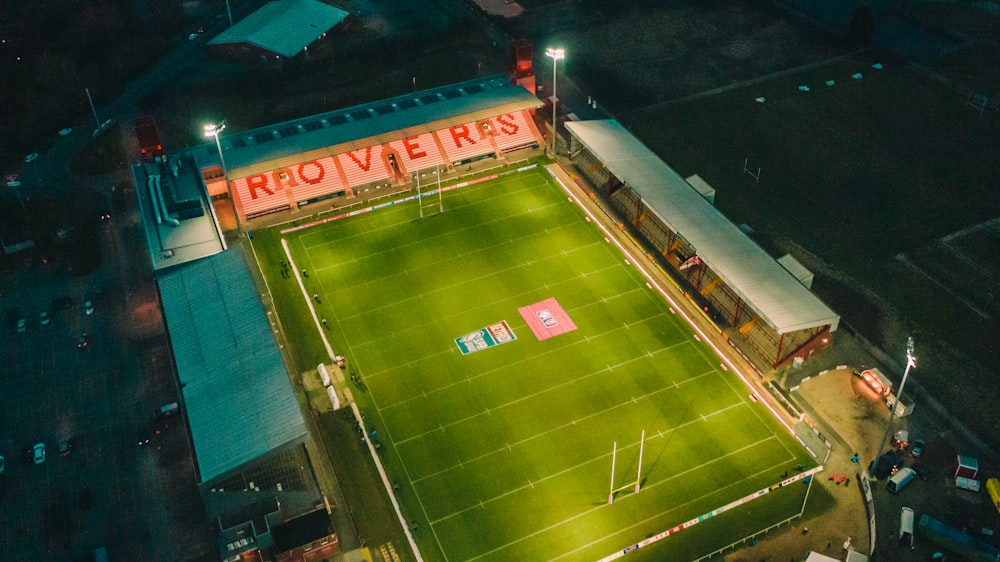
[24,152,39,163]
[58,437,73,456]
[893,430,909,450]
[17,318,27,333]
[0,455,5,474]
[911,439,925,457]
[58,127,73,137]
[33,442,46,464]
[39,311,50,326]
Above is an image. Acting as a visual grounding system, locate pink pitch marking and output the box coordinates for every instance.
[518,297,577,341]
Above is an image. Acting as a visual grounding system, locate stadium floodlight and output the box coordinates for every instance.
[204,121,228,179]
[869,337,916,477]
[545,47,565,157]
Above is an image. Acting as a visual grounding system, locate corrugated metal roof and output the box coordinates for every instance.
[207,0,349,58]
[222,74,543,179]
[159,250,307,484]
[565,119,839,334]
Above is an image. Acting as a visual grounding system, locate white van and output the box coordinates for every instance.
[887,468,917,494]
[899,507,915,548]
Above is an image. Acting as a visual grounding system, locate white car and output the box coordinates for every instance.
[17,318,27,333]
[84,300,94,315]
[188,33,199,41]
[40,311,50,326]
[59,127,73,136]
[24,152,39,163]
[33,442,45,464]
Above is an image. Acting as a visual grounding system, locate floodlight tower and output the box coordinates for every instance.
[204,121,228,179]
[870,337,916,477]
[545,47,565,157]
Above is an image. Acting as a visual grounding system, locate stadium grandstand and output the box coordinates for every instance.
[128,70,843,557]
[129,72,546,558]
[564,119,840,371]
[158,249,330,559]
[204,73,544,223]
[206,0,350,64]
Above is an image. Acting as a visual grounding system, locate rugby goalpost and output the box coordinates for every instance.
[608,430,646,504]
[414,164,445,218]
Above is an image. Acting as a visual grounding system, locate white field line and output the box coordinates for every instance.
[554,456,796,562]
[338,222,604,324]
[311,195,573,289]
[350,262,639,359]
[379,309,672,414]
[939,239,998,283]
[546,164,798,438]
[432,399,750,524]
[896,253,989,319]
[406,361,717,462]
[348,268,642,380]
[463,433,784,562]
[281,238,336,362]
[296,173,550,253]
[710,344,801,461]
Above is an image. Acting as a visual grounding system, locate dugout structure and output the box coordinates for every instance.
[565,119,839,371]
[206,74,544,222]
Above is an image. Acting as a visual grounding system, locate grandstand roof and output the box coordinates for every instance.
[158,249,307,484]
[565,119,839,334]
[207,0,349,59]
[222,74,543,179]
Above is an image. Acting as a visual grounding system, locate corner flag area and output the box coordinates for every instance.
[260,165,818,561]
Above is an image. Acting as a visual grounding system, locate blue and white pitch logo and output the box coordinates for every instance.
[455,321,516,355]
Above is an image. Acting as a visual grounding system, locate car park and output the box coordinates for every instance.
[32,442,45,464]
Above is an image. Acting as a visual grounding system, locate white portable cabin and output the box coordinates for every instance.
[887,467,917,493]
[899,507,915,548]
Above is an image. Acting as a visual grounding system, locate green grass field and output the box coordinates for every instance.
[262,166,816,561]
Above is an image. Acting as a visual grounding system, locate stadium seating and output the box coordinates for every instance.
[388,133,447,176]
[337,145,390,190]
[232,173,292,218]
[489,111,541,153]
[288,157,348,202]
[435,121,497,164]
[230,110,542,219]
